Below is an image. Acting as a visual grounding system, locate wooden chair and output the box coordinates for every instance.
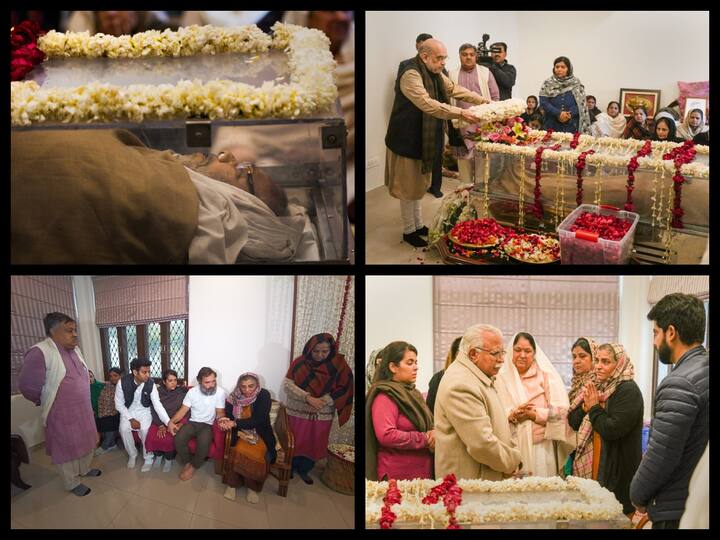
[222,399,294,497]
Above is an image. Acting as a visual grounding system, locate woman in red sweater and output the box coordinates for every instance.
[365,341,434,481]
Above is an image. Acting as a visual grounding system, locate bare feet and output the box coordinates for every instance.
[179,463,195,481]
[224,486,236,501]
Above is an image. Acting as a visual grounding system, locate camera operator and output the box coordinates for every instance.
[488,42,516,100]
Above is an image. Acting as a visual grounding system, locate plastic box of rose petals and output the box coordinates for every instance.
[557,204,639,264]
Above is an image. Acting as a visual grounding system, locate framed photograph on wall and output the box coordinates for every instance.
[619,88,662,119]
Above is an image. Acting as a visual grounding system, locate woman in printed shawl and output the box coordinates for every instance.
[622,106,653,140]
[283,333,354,484]
[567,343,643,516]
[220,372,276,504]
[539,56,591,134]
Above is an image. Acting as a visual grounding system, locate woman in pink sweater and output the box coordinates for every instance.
[365,341,434,480]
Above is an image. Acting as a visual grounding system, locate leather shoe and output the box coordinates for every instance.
[427,188,443,198]
[415,226,429,236]
[403,231,428,248]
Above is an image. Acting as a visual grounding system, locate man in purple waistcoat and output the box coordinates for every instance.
[19,312,101,496]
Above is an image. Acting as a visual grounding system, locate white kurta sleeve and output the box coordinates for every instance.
[115,380,131,423]
[150,384,171,426]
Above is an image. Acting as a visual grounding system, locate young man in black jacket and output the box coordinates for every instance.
[630,293,709,529]
[488,42,516,100]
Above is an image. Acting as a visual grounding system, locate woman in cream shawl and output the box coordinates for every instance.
[496,332,574,477]
[590,101,627,139]
[677,108,709,141]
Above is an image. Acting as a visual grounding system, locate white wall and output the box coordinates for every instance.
[366,276,434,393]
[366,10,709,192]
[188,276,294,401]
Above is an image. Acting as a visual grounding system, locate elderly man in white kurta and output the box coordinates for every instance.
[384,38,488,248]
[448,43,500,182]
[115,357,171,472]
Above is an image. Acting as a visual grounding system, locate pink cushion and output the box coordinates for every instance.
[677,81,709,121]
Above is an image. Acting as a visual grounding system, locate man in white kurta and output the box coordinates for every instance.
[115,357,171,472]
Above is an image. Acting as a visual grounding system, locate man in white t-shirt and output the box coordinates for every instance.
[167,367,226,480]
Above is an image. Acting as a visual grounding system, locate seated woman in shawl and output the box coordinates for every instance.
[563,337,598,476]
[496,332,574,477]
[11,129,307,264]
[283,333,354,485]
[622,106,653,140]
[677,108,709,142]
[145,369,189,472]
[94,367,122,456]
[567,343,643,517]
[539,56,591,134]
[365,341,434,481]
[219,373,276,504]
[590,101,627,139]
[652,116,683,143]
[520,95,541,124]
[586,95,602,124]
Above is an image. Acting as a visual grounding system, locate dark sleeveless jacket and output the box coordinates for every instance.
[385,56,460,160]
[121,373,154,409]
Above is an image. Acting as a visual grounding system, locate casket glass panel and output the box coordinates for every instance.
[471,149,708,264]
[13,49,350,264]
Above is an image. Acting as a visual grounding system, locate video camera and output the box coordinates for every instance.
[476,34,493,66]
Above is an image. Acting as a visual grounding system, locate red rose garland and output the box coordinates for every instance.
[380,479,401,529]
[11,20,46,81]
[624,140,652,212]
[541,129,554,143]
[422,474,463,529]
[575,150,595,206]
[533,144,561,219]
[570,131,581,150]
[662,140,696,229]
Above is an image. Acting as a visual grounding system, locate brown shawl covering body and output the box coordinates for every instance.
[365,380,433,481]
[11,129,198,263]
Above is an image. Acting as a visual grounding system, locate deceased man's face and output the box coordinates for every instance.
[177,151,288,216]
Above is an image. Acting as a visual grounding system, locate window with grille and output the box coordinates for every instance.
[100,319,187,382]
[433,276,620,387]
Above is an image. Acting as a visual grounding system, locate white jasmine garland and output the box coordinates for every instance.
[528,129,709,155]
[366,476,624,525]
[454,98,526,128]
[12,23,337,125]
[474,141,709,178]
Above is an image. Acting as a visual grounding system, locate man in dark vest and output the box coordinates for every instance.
[115,356,171,472]
[385,38,488,247]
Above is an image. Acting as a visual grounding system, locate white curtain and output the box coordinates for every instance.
[433,276,620,386]
[292,276,355,446]
[648,276,709,304]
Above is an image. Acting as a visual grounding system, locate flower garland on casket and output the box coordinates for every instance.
[10,22,338,125]
[11,21,46,81]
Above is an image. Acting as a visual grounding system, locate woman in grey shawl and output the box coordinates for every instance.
[539,56,591,134]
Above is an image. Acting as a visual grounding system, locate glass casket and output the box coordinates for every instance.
[11,27,351,264]
[467,140,709,264]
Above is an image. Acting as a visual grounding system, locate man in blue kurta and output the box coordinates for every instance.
[19,312,101,496]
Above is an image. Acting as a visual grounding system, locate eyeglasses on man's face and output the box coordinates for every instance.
[472,347,506,359]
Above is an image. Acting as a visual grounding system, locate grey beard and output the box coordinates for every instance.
[199,385,217,396]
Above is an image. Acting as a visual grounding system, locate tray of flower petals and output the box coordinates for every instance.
[503,234,560,264]
[448,218,512,249]
[557,204,639,264]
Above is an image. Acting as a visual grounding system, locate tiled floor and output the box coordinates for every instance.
[366,176,463,264]
[11,445,354,529]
